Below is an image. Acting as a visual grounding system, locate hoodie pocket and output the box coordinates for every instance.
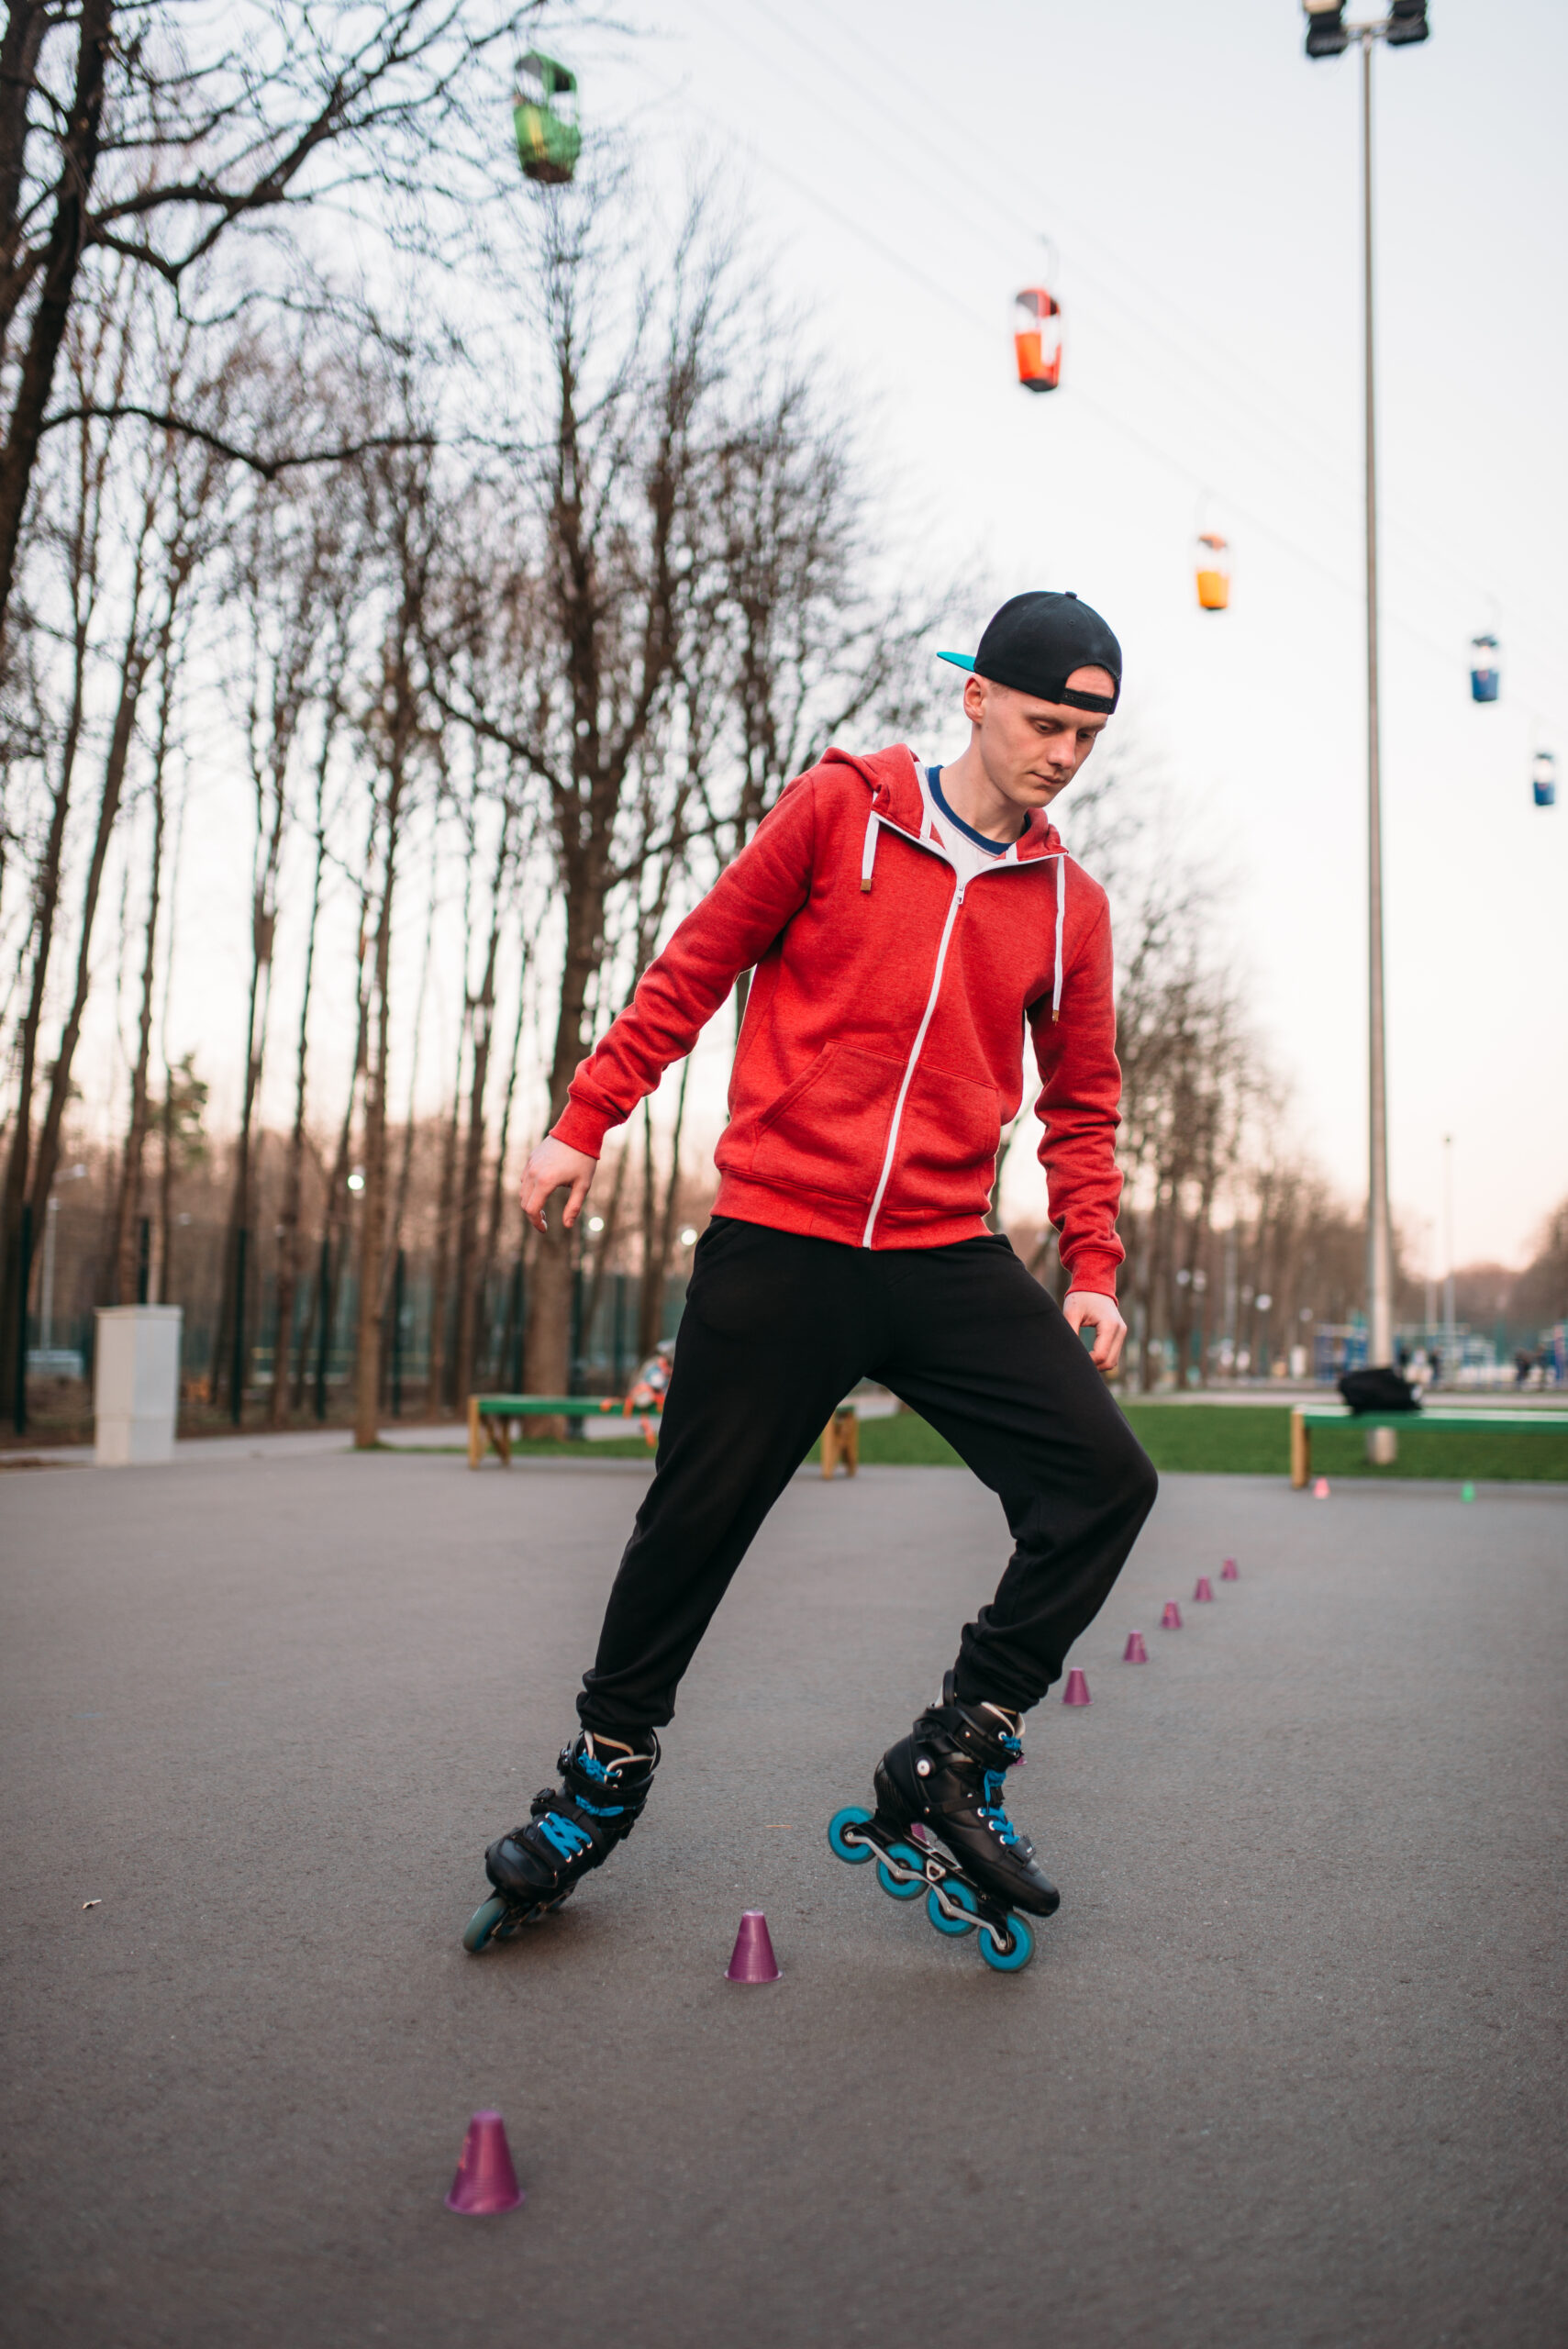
[878,1059,1003,1221]
[751,1043,906,1203]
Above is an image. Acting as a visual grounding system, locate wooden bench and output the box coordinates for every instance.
[1289,1403,1568,1488]
[467,1393,654,1467]
[821,1405,860,1478]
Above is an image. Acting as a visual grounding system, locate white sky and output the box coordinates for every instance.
[88,0,1564,1277]
[582,0,1567,1272]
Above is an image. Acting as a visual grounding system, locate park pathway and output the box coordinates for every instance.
[3,1455,1563,2346]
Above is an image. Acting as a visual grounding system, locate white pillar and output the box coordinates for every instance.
[95,1306,182,1466]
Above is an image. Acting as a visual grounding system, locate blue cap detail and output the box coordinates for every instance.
[936,651,976,672]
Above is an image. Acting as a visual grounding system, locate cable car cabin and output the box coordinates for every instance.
[1014,288,1062,393]
[514,51,581,184]
[1532,750,1557,808]
[1195,532,1230,612]
[1469,633,1500,703]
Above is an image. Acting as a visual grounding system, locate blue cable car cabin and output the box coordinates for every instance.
[1531,750,1557,808]
[514,51,581,184]
[1469,632,1500,703]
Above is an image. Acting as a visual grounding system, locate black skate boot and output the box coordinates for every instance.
[462,1728,660,1953]
[827,1674,1055,1972]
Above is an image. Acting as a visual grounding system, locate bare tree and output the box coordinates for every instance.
[0,0,523,646]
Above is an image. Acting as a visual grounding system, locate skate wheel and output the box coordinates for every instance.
[876,1842,927,1900]
[977,1913,1035,1974]
[926,1881,979,1937]
[828,1805,874,1865]
[462,1896,508,1954]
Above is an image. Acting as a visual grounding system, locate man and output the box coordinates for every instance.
[468,591,1158,1956]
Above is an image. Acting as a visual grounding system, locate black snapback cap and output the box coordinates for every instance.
[938,590,1122,714]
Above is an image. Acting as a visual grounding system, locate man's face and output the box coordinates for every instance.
[963,668,1114,810]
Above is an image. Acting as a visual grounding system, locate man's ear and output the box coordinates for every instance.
[962,673,988,726]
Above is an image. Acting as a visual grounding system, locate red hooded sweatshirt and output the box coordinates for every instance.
[551,744,1125,1294]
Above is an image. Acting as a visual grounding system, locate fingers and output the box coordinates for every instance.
[562,1168,592,1228]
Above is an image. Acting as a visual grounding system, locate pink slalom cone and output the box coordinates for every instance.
[446,2110,524,2215]
[1220,1558,1240,1581]
[1312,1476,1331,1499]
[1161,1600,1183,1631]
[1194,1575,1215,1603]
[1123,1631,1149,1664]
[1062,1667,1091,1707]
[726,1910,782,1983]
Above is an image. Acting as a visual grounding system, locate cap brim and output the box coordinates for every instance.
[936,651,976,672]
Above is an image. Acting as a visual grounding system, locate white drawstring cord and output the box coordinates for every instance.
[861,808,881,892]
[1051,853,1067,1021]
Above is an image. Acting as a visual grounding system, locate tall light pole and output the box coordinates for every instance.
[1301,1,1429,1366]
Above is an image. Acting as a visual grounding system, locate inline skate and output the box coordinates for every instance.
[828,1673,1057,1973]
[463,1727,660,1952]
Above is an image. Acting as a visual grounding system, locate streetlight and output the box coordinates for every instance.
[1300,1,1429,1370]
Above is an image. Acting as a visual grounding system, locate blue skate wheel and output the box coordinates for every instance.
[828,1806,874,1865]
[926,1880,979,1936]
[977,1913,1035,1973]
[876,1842,927,1900]
[462,1895,508,1953]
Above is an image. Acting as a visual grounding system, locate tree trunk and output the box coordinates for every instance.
[0,0,112,648]
[111,700,169,1300]
[269,720,334,1424]
[27,584,151,1224]
[353,751,409,1451]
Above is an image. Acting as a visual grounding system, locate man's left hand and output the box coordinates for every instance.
[1062,1289,1127,1374]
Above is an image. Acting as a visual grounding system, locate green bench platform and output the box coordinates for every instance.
[1289,1403,1568,1488]
[467,1392,653,1466]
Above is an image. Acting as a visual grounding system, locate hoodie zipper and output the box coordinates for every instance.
[859,805,1068,1249]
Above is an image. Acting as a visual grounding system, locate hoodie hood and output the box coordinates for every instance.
[818,743,1067,863]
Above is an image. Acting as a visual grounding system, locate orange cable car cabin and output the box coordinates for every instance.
[1014,287,1062,394]
[1195,532,1230,612]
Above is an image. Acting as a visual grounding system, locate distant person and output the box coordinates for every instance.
[467,593,1157,1969]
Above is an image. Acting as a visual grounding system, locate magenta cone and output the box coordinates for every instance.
[1062,1667,1091,1707]
[446,2110,524,2215]
[726,1909,781,1983]
[1312,1476,1330,1499]
[1123,1631,1149,1663]
[1161,1600,1183,1631]
[1221,1558,1239,1581]
[1194,1575,1215,1603]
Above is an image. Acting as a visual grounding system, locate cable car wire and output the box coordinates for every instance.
[751,0,1556,659]
[704,0,1564,712]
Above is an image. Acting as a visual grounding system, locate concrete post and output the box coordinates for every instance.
[95,1305,182,1466]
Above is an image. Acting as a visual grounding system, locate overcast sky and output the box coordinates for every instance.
[579,0,1566,1271]
[111,0,1564,1278]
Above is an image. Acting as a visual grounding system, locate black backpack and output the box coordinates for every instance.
[1337,1366,1420,1415]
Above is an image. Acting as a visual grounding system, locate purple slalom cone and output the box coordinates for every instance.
[1123,1631,1149,1663]
[726,1910,781,1982]
[1194,1575,1215,1603]
[446,2110,524,2215]
[1062,1667,1091,1707]
[1161,1601,1183,1631]
[1221,1558,1239,1581]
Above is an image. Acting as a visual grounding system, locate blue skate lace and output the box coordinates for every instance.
[978,1766,1021,1847]
[537,1811,595,1862]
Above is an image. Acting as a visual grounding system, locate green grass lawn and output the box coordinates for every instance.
[450,1406,1566,1482]
[806,1404,1568,1483]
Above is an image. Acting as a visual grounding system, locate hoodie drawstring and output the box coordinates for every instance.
[864,807,1069,1019]
[1050,852,1066,1022]
[861,808,881,893]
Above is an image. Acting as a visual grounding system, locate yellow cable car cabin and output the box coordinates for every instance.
[514,51,581,184]
[1014,287,1062,393]
[1195,531,1230,611]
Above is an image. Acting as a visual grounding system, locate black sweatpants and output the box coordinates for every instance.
[577,1218,1158,1734]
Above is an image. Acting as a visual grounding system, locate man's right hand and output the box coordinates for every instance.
[519,1137,597,1234]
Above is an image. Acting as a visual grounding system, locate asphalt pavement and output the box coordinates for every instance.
[3,1450,1564,2348]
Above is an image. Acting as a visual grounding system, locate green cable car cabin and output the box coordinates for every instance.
[514,51,581,184]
